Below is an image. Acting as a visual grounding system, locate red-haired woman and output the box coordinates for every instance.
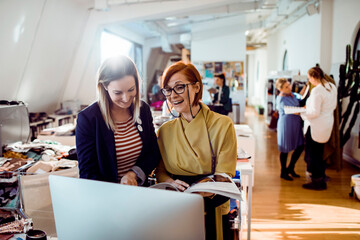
[156,61,237,240]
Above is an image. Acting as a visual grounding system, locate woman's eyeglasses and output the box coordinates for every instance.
[161,82,197,97]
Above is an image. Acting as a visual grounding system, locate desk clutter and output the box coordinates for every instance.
[0,139,78,238]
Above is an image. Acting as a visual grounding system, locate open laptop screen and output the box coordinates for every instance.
[49,175,205,240]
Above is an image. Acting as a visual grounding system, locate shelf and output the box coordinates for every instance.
[29,118,53,127]
[48,114,75,127]
[29,118,54,141]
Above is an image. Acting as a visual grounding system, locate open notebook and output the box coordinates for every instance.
[150,173,242,200]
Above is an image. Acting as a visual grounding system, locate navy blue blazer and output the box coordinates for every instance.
[213,85,231,112]
[76,101,160,184]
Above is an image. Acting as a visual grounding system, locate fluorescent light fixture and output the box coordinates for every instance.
[167,22,179,27]
[165,16,176,21]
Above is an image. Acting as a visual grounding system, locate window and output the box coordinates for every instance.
[101,31,143,76]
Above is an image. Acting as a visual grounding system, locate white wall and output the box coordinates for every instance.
[319,0,333,73]
[332,0,360,64]
[252,0,324,110]
[0,0,44,101]
[246,48,268,107]
[0,0,89,112]
[190,16,247,122]
[191,32,246,62]
[267,13,321,75]
[191,16,247,62]
[247,53,255,105]
[248,12,321,109]
[266,0,360,75]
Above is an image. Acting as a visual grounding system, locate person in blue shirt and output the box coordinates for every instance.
[275,78,304,181]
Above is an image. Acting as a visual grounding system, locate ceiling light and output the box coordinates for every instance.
[167,22,179,27]
[306,3,318,16]
[165,17,176,21]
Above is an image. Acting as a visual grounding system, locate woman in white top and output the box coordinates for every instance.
[301,67,337,190]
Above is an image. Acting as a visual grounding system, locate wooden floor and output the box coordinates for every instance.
[242,107,360,240]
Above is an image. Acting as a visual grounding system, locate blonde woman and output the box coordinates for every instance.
[275,78,304,181]
[76,55,160,185]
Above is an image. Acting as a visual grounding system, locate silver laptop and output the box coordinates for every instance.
[49,175,205,240]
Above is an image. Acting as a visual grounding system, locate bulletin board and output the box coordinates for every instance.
[196,61,244,90]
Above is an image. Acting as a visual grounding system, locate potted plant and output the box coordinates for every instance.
[256,105,264,115]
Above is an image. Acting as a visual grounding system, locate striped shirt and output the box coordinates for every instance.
[114,117,143,181]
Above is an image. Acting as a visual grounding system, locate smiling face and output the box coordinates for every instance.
[280,81,292,95]
[106,75,137,110]
[165,72,200,114]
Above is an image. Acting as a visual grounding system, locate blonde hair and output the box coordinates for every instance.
[275,78,289,91]
[97,55,140,131]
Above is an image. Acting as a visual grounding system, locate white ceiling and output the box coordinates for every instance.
[94,0,318,49]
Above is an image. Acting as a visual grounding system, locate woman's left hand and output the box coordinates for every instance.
[121,171,138,186]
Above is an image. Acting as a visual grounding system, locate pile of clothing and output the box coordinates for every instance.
[0,139,78,237]
[4,139,77,162]
[0,158,31,238]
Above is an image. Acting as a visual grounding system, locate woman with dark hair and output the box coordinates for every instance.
[275,78,304,181]
[301,66,337,190]
[210,73,231,115]
[156,61,237,240]
[76,55,160,185]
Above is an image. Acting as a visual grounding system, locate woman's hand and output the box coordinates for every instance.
[166,178,189,191]
[299,83,308,96]
[208,88,217,94]
[120,171,138,186]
